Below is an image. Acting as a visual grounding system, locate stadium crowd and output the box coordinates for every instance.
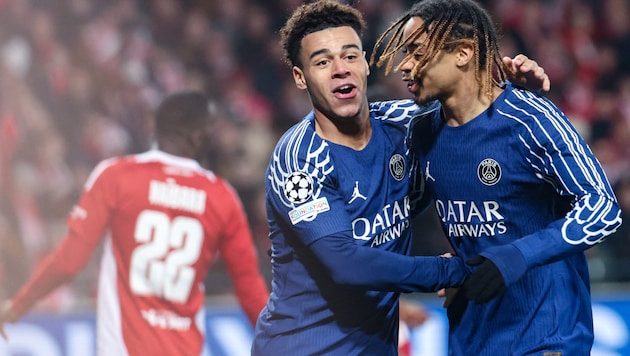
[0,0,629,309]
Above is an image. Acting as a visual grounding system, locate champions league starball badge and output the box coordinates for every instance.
[389,154,405,181]
[477,158,501,186]
[284,172,314,204]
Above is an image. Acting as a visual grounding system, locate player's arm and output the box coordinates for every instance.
[501,104,621,269]
[1,160,117,333]
[3,230,98,322]
[216,183,269,327]
[465,97,622,302]
[269,172,466,292]
[309,232,467,292]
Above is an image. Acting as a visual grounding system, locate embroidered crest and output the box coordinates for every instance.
[477,158,501,186]
[389,154,405,181]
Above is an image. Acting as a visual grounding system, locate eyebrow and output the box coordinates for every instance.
[309,44,361,61]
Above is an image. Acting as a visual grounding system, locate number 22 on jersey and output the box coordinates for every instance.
[130,209,203,303]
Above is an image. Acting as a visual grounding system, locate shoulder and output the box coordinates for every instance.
[275,116,315,147]
[86,150,219,187]
[83,155,129,191]
[267,114,335,207]
[369,99,419,125]
[370,99,441,122]
[271,113,327,166]
[496,86,583,148]
[205,175,242,210]
[498,84,564,123]
[408,101,442,140]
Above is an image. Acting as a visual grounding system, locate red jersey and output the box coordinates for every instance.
[10,150,269,356]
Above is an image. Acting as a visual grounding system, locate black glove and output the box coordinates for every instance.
[464,255,506,303]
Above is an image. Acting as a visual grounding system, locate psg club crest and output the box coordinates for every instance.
[284,172,314,204]
[477,158,501,186]
[389,154,405,181]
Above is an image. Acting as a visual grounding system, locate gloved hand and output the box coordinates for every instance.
[464,255,506,303]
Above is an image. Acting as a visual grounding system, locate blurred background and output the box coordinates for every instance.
[0,0,629,332]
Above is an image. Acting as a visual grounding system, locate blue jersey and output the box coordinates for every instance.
[253,100,466,355]
[410,85,622,355]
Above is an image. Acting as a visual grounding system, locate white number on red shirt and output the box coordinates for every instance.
[130,210,203,303]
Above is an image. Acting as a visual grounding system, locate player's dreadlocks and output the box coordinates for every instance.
[371,0,508,101]
[280,0,366,68]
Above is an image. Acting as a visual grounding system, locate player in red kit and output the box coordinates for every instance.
[0,90,269,355]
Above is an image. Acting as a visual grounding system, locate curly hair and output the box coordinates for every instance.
[280,0,366,68]
[371,0,507,101]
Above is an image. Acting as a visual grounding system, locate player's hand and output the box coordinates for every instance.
[0,301,17,341]
[399,299,429,328]
[437,288,459,308]
[437,252,460,307]
[502,54,550,93]
[463,255,506,303]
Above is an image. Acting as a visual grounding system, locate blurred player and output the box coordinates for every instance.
[398,298,429,356]
[0,90,269,356]
[372,0,622,353]
[252,1,548,354]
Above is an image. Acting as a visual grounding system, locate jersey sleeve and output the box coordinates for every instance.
[10,159,119,318]
[266,119,351,245]
[215,181,269,326]
[482,90,623,285]
[310,233,468,292]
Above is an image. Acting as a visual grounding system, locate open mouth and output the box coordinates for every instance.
[334,85,354,94]
[333,84,357,98]
[407,79,419,94]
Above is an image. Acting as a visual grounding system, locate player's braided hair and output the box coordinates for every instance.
[280,0,366,68]
[370,0,507,101]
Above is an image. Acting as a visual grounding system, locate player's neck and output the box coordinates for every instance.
[156,139,197,161]
[441,82,503,127]
[313,111,371,150]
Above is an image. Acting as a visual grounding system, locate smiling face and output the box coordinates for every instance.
[292,26,370,126]
[399,17,462,105]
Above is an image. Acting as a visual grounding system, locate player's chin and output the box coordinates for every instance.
[412,91,433,106]
[333,104,363,121]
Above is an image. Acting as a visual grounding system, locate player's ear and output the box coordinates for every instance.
[293,66,307,90]
[456,41,474,67]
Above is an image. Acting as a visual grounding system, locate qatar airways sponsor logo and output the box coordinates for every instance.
[435,199,506,238]
[149,178,206,214]
[141,308,192,331]
[352,196,411,247]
